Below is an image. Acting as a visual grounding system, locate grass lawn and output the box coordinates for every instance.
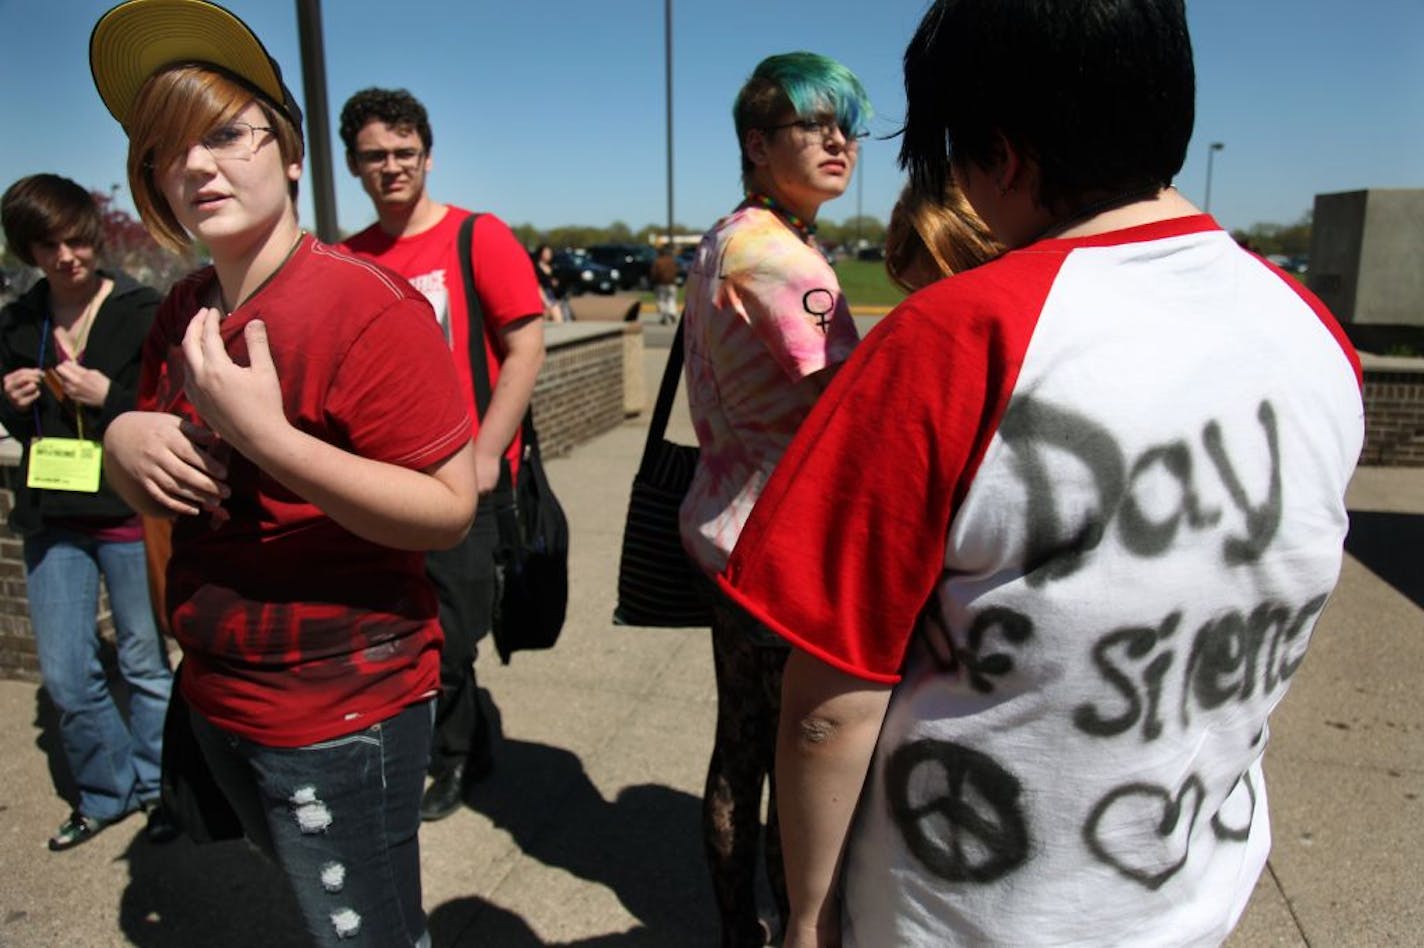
[637,257,906,311]
[832,258,906,309]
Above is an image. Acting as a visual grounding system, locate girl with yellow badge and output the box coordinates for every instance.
[0,173,175,851]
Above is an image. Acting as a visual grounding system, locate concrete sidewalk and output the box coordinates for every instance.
[0,328,1419,946]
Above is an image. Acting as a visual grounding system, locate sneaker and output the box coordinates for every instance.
[47,811,114,852]
[141,801,180,845]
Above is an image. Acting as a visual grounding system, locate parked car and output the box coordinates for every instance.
[586,243,657,290]
[551,251,619,296]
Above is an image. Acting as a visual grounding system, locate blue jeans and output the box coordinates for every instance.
[190,700,434,946]
[24,528,173,822]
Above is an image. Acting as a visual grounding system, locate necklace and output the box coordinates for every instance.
[1029,185,1163,244]
[214,229,306,315]
[746,193,816,240]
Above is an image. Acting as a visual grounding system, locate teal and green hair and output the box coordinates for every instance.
[733,51,873,183]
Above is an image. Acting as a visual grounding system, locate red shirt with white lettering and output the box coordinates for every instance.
[341,208,542,474]
[138,235,472,746]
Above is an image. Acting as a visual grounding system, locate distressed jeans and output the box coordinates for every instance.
[189,700,434,946]
[24,529,172,822]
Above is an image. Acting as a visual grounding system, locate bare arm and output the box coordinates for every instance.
[777,649,893,948]
[181,309,477,550]
[472,315,544,494]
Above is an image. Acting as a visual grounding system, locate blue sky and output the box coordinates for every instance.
[2,0,1420,239]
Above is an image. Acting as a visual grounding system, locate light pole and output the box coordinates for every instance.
[296,0,338,242]
[664,0,674,251]
[1203,141,1224,214]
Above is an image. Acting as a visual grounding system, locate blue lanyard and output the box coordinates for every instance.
[31,315,50,439]
[30,315,86,441]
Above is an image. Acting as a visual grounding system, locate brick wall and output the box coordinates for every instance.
[0,464,40,681]
[0,323,638,682]
[531,325,634,458]
[0,461,120,682]
[1361,354,1424,466]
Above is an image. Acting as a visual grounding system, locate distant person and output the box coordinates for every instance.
[339,86,546,821]
[533,243,571,322]
[649,244,680,325]
[90,0,477,942]
[679,51,871,947]
[884,182,1000,292]
[0,173,174,851]
[719,1,1365,946]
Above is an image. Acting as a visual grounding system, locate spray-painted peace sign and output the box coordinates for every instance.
[885,739,1031,884]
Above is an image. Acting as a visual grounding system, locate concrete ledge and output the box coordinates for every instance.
[565,293,643,323]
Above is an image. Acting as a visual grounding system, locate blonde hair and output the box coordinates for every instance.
[127,64,304,252]
[885,183,1001,293]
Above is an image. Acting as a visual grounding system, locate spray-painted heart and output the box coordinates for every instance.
[1083,775,1205,890]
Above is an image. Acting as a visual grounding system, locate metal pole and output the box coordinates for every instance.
[295,0,339,242]
[664,0,674,250]
[1204,141,1224,214]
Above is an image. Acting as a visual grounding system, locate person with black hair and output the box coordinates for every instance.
[717,2,1364,945]
[338,86,546,822]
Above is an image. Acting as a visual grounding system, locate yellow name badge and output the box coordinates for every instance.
[27,438,103,493]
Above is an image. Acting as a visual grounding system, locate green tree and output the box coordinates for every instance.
[509,222,541,249]
[90,189,197,292]
[1231,210,1312,257]
[839,215,887,247]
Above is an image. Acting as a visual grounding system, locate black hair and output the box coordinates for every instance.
[338,87,433,153]
[900,0,1195,213]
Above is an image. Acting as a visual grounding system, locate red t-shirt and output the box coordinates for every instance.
[138,235,472,746]
[341,208,543,474]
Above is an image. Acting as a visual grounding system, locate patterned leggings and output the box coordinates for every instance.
[704,589,790,947]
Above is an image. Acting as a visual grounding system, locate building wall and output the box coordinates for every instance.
[1356,190,1424,326]
[1310,189,1424,328]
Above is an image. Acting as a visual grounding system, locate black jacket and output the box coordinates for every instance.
[0,270,160,531]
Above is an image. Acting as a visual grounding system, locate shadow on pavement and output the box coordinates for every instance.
[118,832,306,947]
[1346,509,1424,609]
[31,686,77,811]
[30,637,143,813]
[431,737,716,947]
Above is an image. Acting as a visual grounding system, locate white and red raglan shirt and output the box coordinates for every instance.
[720,215,1364,946]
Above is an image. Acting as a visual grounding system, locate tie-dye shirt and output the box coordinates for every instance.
[678,204,859,575]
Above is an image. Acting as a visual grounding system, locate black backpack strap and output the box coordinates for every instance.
[456,213,492,420]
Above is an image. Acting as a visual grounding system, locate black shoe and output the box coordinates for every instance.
[420,764,467,822]
[48,811,115,851]
[142,801,180,845]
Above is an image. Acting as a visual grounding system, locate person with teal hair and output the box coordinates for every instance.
[678,51,870,947]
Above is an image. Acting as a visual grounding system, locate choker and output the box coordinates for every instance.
[1030,185,1163,243]
[746,193,816,240]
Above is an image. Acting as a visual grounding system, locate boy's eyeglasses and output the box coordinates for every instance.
[763,118,869,144]
[352,147,426,169]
